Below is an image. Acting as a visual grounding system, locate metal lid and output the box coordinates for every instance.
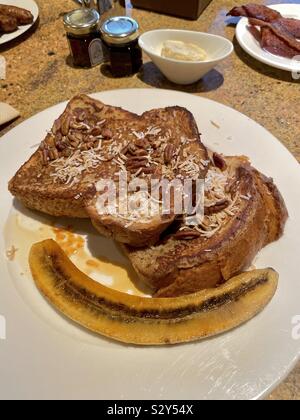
[63,8,100,36]
[101,17,139,45]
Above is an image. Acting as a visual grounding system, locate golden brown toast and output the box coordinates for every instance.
[87,106,210,246]
[9,95,132,218]
[9,94,208,246]
[123,154,288,297]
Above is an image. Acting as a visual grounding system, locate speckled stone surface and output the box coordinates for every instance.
[0,0,299,399]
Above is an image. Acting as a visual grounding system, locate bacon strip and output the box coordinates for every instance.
[260,27,300,59]
[277,18,300,39]
[228,3,300,38]
[228,4,300,59]
[227,4,281,22]
[249,18,300,55]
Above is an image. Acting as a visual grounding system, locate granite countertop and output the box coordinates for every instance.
[0,0,299,399]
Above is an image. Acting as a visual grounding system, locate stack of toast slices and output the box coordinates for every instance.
[9,94,288,297]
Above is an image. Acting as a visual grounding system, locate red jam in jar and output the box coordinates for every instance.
[100,17,143,77]
[63,8,104,68]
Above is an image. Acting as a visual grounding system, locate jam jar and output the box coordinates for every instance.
[63,8,104,68]
[100,17,143,77]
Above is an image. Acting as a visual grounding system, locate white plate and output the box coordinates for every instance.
[236,3,300,72]
[1,89,300,400]
[0,0,39,46]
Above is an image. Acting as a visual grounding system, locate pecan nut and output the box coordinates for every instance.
[62,149,72,157]
[127,161,148,171]
[91,103,104,113]
[68,131,83,144]
[42,149,49,165]
[134,149,148,157]
[56,140,68,151]
[55,132,62,144]
[164,144,175,164]
[83,135,94,143]
[152,140,162,150]
[52,118,61,135]
[127,144,137,154]
[73,108,88,122]
[135,138,149,148]
[47,135,56,148]
[101,128,113,139]
[141,166,155,174]
[39,141,46,151]
[204,199,229,216]
[90,127,102,137]
[127,156,149,163]
[213,152,227,171]
[121,144,129,155]
[174,230,201,240]
[49,148,59,160]
[61,115,71,136]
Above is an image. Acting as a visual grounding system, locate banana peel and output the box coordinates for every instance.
[29,239,278,345]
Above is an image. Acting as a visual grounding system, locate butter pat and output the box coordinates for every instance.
[161,40,207,61]
[0,102,20,126]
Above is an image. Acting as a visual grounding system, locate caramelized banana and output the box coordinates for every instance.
[29,240,278,345]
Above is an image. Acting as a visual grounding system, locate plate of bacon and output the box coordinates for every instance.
[228,3,300,73]
[0,0,38,45]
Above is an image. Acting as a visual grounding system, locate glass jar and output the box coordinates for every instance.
[100,16,143,77]
[63,8,104,68]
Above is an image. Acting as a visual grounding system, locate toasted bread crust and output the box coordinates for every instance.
[124,157,288,297]
[8,95,135,218]
[86,105,208,247]
[8,149,95,218]
[90,210,174,247]
[9,94,208,246]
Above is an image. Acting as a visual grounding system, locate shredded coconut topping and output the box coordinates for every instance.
[181,167,243,239]
[50,149,106,186]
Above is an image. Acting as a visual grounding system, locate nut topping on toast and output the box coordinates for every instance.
[61,115,71,136]
[124,154,288,297]
[213,152,227,171]
[9,94,209,247]
[174,230,201,240]
[164,144,175,164]
[101,128,113,139]
[204,199,230,216]
[9,94,288,340]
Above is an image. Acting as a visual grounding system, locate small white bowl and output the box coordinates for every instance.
[139,29,234,85]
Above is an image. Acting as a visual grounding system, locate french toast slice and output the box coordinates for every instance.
[9,94,208,246]
[86,105,209,246]
[8,95,133,218]
[123,154,288,297]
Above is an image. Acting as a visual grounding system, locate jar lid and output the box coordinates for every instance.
[63,8,100,36]
[101,17,139,45]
